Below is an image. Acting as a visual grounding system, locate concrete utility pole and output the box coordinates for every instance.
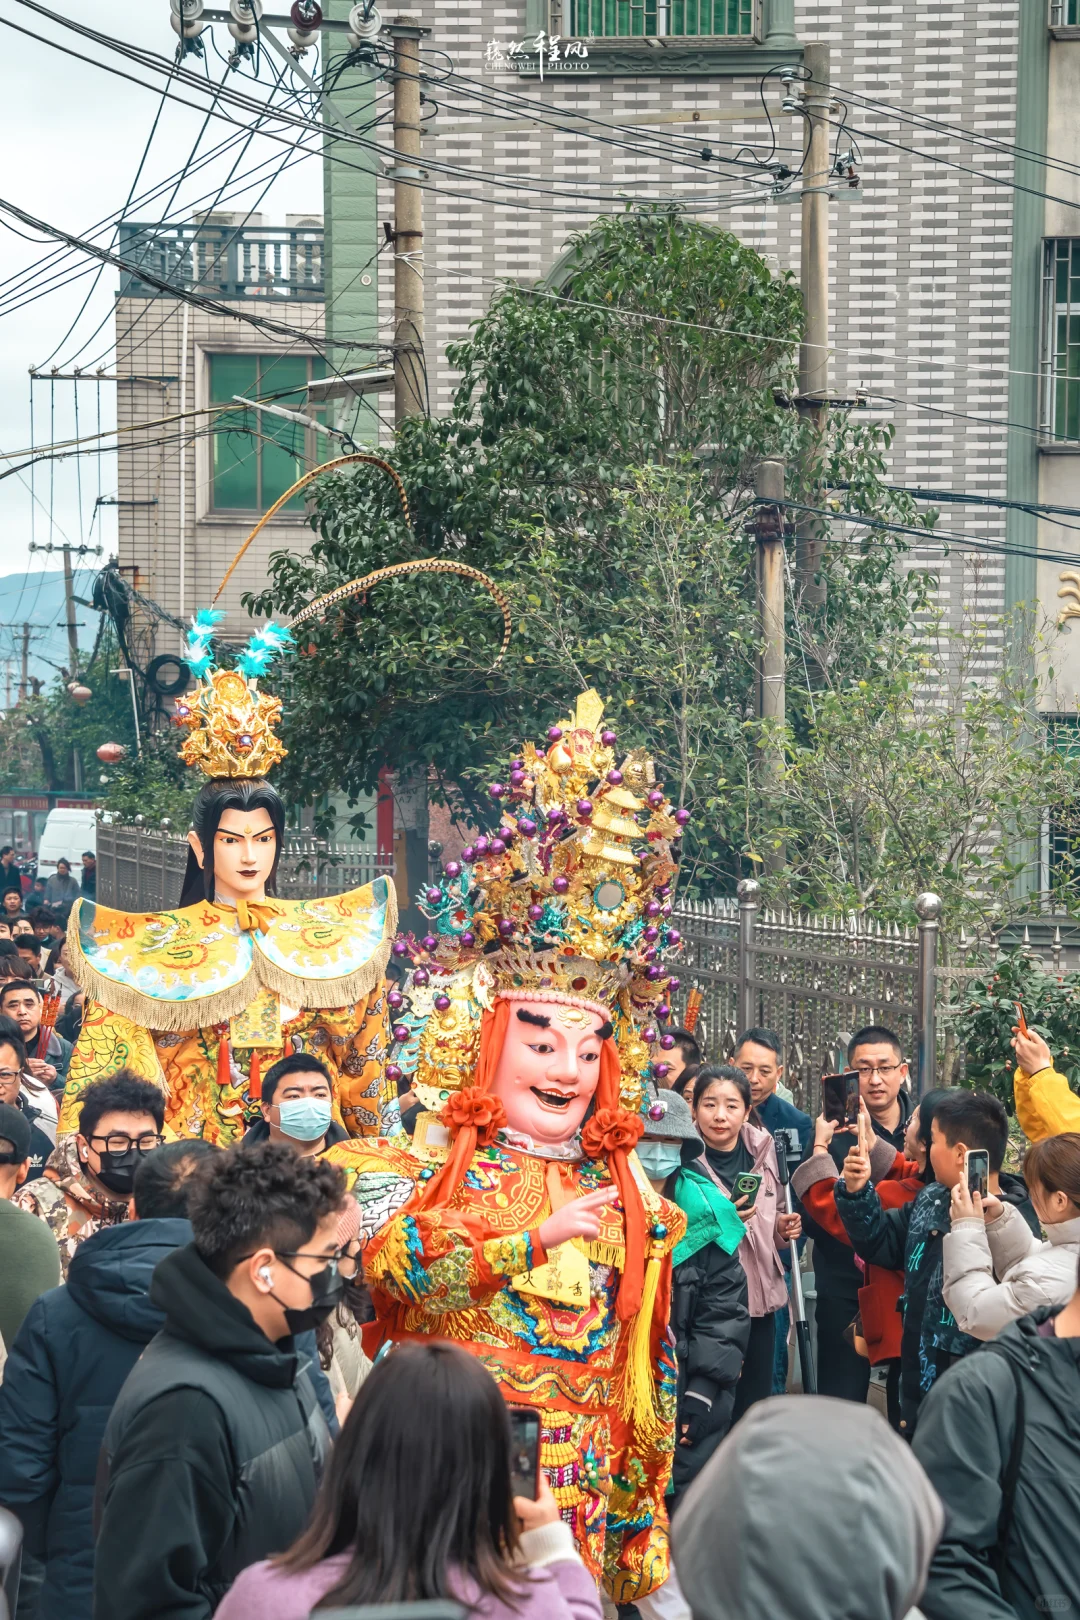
[796,42,834,606]
[60,541,79,676]
[19,624,30,703]
[390,18,426,424]
[755,460,786,870]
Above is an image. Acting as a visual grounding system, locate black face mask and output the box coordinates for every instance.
[93,1149,140,1197]
[273,1260,345,1336]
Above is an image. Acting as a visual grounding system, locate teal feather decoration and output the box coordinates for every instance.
[236,621,294,679]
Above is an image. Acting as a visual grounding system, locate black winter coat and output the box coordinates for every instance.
[94,1242,331,1620]
[835,1170,1037,1435]
[669,1240,750,1496]
[913,1308,1080,1620]
[0,1217,193,1620]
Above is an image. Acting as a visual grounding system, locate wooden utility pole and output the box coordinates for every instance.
[755,460,787,872]
[796,43,834,606]
[390,19,426,424]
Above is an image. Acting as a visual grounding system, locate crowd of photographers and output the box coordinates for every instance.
[0,994,1078,1620]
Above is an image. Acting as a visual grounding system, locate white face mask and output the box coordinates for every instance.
[637,1140,683,1180]
[276,1097,333,1143]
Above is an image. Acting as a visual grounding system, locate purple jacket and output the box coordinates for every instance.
[691,1121,789,1317]
[213,1525,603,1620]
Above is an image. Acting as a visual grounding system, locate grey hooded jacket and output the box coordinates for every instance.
[673,1395,942,1620]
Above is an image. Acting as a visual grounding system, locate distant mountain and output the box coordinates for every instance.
[0,568,102,698]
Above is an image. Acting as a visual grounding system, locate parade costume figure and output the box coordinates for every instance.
[332,693,688,1607]
[59,614,398,1144]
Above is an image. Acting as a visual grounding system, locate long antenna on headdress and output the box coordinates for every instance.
[213,453,412,605]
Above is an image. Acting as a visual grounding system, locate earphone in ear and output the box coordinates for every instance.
[258,1266,274,1285]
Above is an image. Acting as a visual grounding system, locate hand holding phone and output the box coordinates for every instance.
[822,1070,861,1130]
[734,1171,764,1209]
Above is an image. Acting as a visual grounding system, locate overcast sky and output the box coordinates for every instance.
[0,0,321,650]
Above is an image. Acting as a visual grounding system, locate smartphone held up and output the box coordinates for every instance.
[965,1149,990,1200]
[507,1406,542,1501]
[822,1070,861,1128]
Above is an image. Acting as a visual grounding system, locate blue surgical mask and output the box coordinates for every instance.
[276,1097,333,1143]
[637,1140,683,1180]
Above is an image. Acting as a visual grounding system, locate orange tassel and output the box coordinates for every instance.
[247,1050,262,1100]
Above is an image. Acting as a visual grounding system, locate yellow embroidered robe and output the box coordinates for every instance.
[58,878,399,1144]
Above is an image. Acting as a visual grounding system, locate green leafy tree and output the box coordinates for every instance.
[757,606,1080,929]
[247,206,931,884]
[0,623,136,792]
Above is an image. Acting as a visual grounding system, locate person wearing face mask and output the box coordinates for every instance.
[242,1053,350,1157]
[637,1088,749,1503]
[94,1141,343,1620]
[13,1071,164,1277]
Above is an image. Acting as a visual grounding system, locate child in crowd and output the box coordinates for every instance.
[835,1089,1037,1436]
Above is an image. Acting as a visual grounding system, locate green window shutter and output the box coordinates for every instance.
[210,354,259,509]
[258,355,311,508]
[525,0,548,36]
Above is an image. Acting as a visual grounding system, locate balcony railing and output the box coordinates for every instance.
[117,222,324,302]
[562,0,757,37]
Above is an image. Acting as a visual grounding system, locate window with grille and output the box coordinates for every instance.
[566,0,755,37]
[1047,715,1080,888]
[1041,239,1080,444]
[1050,2,1080,26]
[209,353,326,512]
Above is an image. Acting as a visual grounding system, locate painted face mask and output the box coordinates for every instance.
[636,1140,683,1181]
[277,1098,333,1143]
[490,1000,606,1146]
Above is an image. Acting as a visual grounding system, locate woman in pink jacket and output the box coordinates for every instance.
[690,1065,801,1419]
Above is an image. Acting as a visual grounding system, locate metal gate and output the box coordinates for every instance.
[672,880,945,1113]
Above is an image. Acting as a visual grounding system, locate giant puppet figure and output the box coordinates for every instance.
[58,614,399,1143]
[328,692,688,1613]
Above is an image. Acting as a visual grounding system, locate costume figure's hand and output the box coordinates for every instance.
[537,1185,616,1251]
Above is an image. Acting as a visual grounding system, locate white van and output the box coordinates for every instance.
[36,807,97,882]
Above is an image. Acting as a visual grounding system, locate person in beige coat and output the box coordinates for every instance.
[942,1131,1080,1340]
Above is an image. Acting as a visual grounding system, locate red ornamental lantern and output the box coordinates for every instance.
[96,741,127,764]
[68,683,92,705]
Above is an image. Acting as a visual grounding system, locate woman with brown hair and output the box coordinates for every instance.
[213,1341,602,1620]
[942,1130,1080,1339]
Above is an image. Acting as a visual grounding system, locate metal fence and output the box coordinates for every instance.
[96,824,392,912]
[117,222,324,301]
[671,879,952,1114]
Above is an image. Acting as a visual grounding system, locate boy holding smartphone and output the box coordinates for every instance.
[835,1090,1036,1437]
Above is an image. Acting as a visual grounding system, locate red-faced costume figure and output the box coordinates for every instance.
[327,693,689,1610]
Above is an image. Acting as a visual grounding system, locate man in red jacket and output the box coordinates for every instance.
[792,1098,928,1429]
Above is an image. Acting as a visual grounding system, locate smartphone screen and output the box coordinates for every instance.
[507,1406,541,1500]
[1014,1002,1029,1037]
[966,1149,990,1199]
[734,1171,763,1208]
[822,1071,861,1126]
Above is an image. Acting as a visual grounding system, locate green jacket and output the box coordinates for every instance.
[0,1194,61,1349]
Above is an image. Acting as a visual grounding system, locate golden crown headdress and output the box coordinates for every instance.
[385,691,686,1115]
[172,611,292,780]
